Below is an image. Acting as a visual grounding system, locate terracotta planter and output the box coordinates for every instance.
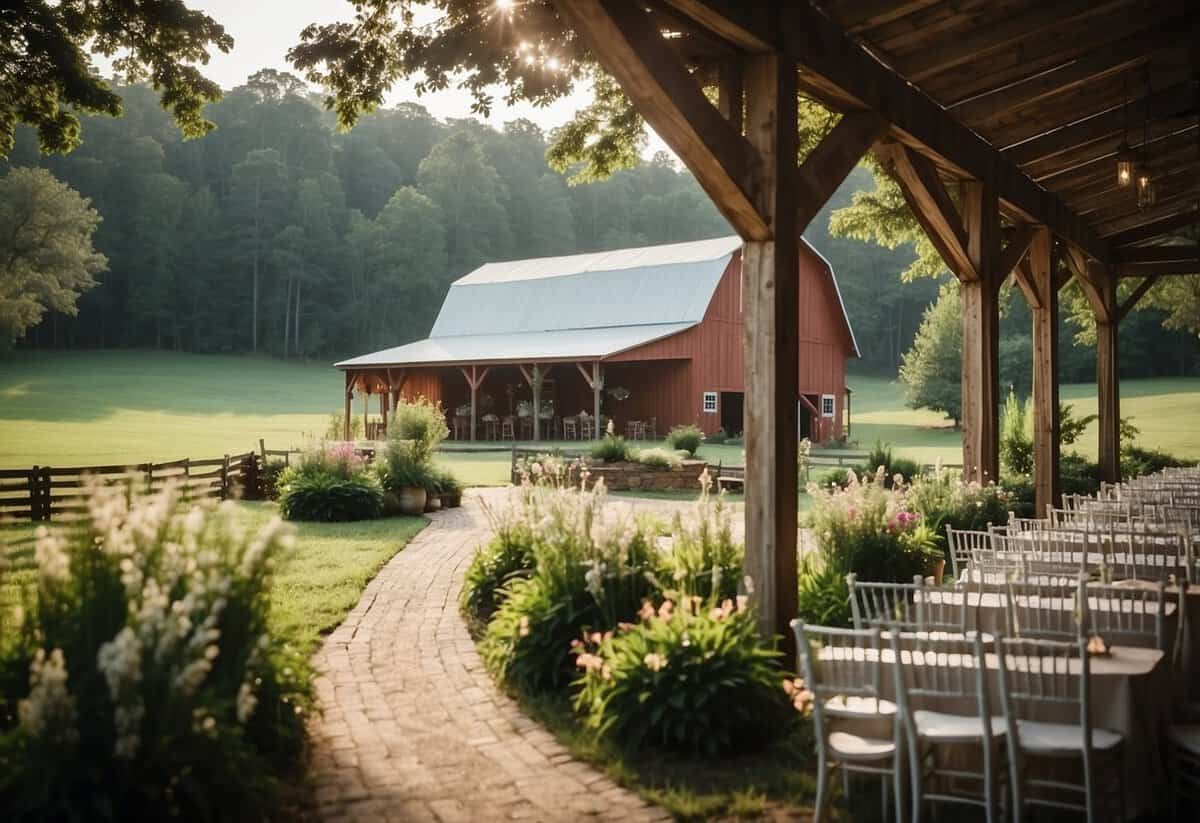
[396,486,427,516]
[424,494,442,513]
[928,558,946,586]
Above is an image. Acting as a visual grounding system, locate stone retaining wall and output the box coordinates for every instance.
[584,459,708,491]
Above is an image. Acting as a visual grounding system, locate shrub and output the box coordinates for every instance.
[1000,475,1036,519]
[326,411,362,440]
[479,482,657,693]
[799,470,939,626]
[1122,445,1189,478]
[655,480,743,603]
[819,467,852,489]
[633,447,682,469]
[462,503,535,621]
[666,424,704,457]
[572,598,793,756]
[0,483,310,821]
[259,458,287,499]
[861,441,919,486]
[389,396,449,464]
[378,438,433,492]
[590,434,630,463]
[1000,390,1033,477]
[706,427,729,445]
[906,467,1012,565]
[278,472,384,522]
[275,443,384,522]
[1061,452,1101,497]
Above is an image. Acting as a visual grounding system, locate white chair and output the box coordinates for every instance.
[945,525,992,580]
[994,635,1125,822]
[1169,581,1200,822]
[1003,576,1083,642]
[890,631,1005,822]
[1082,580,1168,650]
[793,622,903,823]
[848,573,968,634]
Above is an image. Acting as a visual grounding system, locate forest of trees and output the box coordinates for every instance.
[4,71,1198,385]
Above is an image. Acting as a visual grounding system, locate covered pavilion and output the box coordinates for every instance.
[548,0,1199,638]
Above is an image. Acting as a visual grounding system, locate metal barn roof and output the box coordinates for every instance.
[335,235,858,369]
[429,235,742,337]
[334,323,695,368]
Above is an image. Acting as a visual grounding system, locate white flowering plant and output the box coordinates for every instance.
[906,463,1011,564]
[0,482,310,821]
[571,595,794,756]
[479,475,658,693]
[799,468,939,626]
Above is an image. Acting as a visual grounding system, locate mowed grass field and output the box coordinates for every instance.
[1,351,1198,484]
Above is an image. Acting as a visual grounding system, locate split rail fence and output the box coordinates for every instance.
[0,453,259,523]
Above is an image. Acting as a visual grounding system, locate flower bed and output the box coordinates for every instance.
[583,458,708,491]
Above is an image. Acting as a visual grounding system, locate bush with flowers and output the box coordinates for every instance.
[479,468,659,693]
[799,468,940,627]
[276,441,383,522]
[571,595,793,756]
[906,464,1011,565]
[0,482,310,821]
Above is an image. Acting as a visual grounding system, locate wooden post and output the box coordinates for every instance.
[343,372,353,441]
[470,365,478,442]
[742,52,800,643]
[1026,228,1061,511]
[592,361,602,438]
[380,392,388,437]
[1095,267,1121,483]
[960,180,1002,485]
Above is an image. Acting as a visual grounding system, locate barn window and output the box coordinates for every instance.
[702,392,718,413]
[821,394,835,418]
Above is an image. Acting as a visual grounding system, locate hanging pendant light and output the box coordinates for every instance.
[1116,141,1136,187]
[1116,72,1136,187]
[1136,172,1156,209]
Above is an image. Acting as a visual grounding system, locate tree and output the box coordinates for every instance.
[417,131,510,277]
[1,0,232,156]
[0,168,106,345]
[899,281,963,425]
[227,149,288,352]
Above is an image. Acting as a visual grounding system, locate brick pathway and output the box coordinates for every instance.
[307,492,669,822]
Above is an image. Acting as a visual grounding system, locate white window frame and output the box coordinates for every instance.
[702,391,718,414]
[820,394,836,418]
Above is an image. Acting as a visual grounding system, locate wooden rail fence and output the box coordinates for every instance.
[0,453,257,523]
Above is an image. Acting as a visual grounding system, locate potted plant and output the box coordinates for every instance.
[434,467,463,508]
[381,445,428,515]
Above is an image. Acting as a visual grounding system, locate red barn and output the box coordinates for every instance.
[336,236,858,443]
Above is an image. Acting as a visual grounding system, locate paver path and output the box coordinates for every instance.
[307,492,669,822]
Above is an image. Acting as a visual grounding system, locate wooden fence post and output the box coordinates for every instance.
[38,466,51,521]
[245,454,260,500]
[29,465,39,522]
[220,455,230,500]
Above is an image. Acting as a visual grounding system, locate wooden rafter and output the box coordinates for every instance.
[1117,261,1200,277]
[899,0,1124,84]
[661,0,1112,263]
[795,111,888,235]
[552,0,768,239]
[1116,245,1200,263]
[1098,191,1200,237]
[1119,276,1161,320]
[948,27,1173,126]
[1107,209,1200,247]
[998,224,1036,280]
[877,143,975,279]
[1004,81,1198,167]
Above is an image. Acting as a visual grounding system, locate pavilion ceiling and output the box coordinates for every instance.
[815,0,1200,251]
[649,0,1199,255]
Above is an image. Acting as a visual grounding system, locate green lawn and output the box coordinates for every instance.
[847,371,1200,464]
[0,502,426,657]
[1,352,1197,486]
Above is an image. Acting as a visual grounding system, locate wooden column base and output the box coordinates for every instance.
[960,278,1000,484]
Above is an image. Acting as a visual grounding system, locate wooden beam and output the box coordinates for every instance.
[575,361,597,389]
[741,51,799,647]
[1093,265,1121,484]
[876,143,976,279]
[1116,245,1200,264]
[1107,208,1200,247]
[1119,276,1161,322]
[592,361,603,439]
[1005,81,1199,167]
[1097,194,1200,238]
[553,0,769,239]
[1117,261,1200,278]
[343,371,353,441]
[717,56,743,133]
[1026,227,1061,513]
[997,223,1035,282]
[662,0,1113,264]
[794,111,887,234]
[1026,123,1199,184]
[900,0,1120,84]
[960,180,1001,484]
[949,28,1169,127]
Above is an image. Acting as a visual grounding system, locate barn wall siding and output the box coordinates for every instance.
[346,242,853,442]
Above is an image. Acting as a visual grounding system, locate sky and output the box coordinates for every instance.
[123,0,669,154]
